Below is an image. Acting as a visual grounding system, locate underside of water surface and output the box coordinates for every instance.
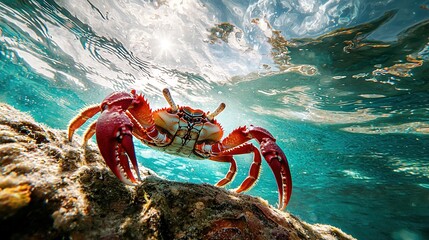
[1,0,428,239]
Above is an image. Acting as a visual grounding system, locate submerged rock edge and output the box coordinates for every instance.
[0,103,355,240]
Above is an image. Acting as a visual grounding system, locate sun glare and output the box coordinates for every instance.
[159,37,172,52]
[155,35,175,59]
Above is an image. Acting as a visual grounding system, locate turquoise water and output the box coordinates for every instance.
[1,0,429,239]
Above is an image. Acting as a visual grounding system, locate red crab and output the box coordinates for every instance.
[68,88,292,209]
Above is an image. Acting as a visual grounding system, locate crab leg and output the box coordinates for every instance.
[68,104,100,141]
[82,122,96,146]
[209,155,237,187]
[220,142,262,192]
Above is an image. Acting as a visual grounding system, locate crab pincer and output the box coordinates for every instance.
[95,92,141,185]
[248,126,292,210]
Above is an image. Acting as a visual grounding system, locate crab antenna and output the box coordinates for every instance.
[162,88,178,112]
[207,103,226,121]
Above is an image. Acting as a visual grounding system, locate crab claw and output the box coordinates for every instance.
[95,104,141,185]
[248,126,292,210]
[261,139,292,210]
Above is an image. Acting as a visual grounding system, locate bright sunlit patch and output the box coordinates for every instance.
[159,37,172,52]
[155,34,176,59]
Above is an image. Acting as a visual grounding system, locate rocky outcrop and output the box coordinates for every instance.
[0,103,355,240]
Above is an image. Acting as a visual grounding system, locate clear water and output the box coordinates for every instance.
[1,0,429,239]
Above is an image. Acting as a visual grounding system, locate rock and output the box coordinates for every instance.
[0,103,356,240]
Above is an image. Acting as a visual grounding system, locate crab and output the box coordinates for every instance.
[68,88,292,209]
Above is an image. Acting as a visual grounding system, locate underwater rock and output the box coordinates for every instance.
[0,103,355,240]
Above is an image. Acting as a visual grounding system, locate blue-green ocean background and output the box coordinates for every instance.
[1,0,429,239]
